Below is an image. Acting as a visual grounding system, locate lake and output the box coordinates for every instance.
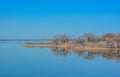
[0,41,120,77]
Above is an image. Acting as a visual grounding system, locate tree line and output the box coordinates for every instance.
[50,33,120,48]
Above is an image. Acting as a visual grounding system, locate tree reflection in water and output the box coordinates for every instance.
[50,47,120,62]
[51,47,69,56]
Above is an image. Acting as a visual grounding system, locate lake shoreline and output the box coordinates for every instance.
[24,43,120,51]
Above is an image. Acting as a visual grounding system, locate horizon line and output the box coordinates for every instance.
[0,39,51,41]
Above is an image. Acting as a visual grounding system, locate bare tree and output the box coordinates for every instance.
[81,33,96,42]
[50,34,70,45]
[101,33,114,41]
[74,38,85,45]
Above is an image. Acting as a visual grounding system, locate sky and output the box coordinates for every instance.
[0,0,120,39]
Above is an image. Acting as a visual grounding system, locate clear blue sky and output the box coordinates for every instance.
[0,0,120,39]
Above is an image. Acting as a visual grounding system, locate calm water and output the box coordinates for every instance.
[0,41,120,77]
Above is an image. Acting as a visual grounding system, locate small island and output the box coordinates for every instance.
[24,33,120,51]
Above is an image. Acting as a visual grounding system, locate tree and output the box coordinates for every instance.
[81,33,96,42]
[74,38,85,45]
[50,34,70,45]
[101,33,114,41]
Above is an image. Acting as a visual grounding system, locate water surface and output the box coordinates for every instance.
[0,41,120,77]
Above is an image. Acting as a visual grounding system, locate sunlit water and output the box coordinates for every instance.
[0,41,120,77]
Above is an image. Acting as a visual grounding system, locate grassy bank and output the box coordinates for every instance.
[24,43,119,51]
